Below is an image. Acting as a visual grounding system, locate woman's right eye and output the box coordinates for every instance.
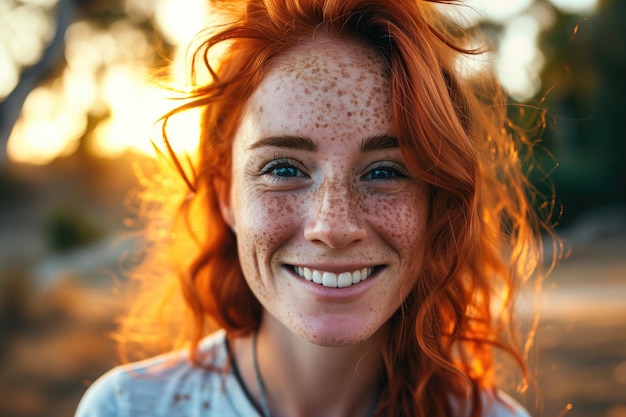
[272,165,300,177]
[261,158,307,179]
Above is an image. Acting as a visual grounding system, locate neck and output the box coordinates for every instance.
[234,314,385,417]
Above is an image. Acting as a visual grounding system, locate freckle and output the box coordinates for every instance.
[259,106,264,113]
[203,402,210,409]
[338,90,344,96]
[347,112,352,117]
[304,88,311,95]
[174,394,181,403]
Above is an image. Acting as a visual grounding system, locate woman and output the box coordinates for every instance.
[76,0,556,416]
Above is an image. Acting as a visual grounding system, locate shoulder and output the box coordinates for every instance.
[74,366,124,417]
[450,389,531,417]
[482,390,531,417]
[74,330,239,417]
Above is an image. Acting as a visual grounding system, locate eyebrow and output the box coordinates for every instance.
[247,135,317,152]
[246,133,399,153]
[359,134,399,152]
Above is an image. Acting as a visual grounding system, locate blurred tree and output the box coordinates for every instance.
[0,0,75,166]
[539,0,626,224]
[43,205,105,252]
[1,0,623,224]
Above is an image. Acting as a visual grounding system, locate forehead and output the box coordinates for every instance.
[270,37,389,81]
[241,37,393,136]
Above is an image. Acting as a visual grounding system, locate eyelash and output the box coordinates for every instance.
[361,162,408,182]
[259,156,409,183]
[260,156,307,180]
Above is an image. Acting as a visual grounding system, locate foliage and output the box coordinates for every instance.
[43,206,105,252]
[538,0,626,224]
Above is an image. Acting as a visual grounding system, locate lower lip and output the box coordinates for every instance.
[288,267,382,301]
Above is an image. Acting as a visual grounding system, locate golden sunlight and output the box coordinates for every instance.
[5,0,208,165]
[4,0,599,164]
[153,0,210,46]
[91,65,201,159]
[7,85,84,165]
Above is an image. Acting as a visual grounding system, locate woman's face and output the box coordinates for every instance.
[220,38,430,346]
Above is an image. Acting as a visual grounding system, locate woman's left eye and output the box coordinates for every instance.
[362,163,407,181]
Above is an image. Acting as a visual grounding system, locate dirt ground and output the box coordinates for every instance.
[520,220,626,417]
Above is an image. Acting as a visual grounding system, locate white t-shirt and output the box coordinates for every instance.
[75,330,530,417]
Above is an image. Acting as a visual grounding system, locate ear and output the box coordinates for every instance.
[215,177,236,233]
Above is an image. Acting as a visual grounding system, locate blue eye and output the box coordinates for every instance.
[368,167,396,180]
[362,163,407,181]
[273,165,300,177]
[261,157,307,180]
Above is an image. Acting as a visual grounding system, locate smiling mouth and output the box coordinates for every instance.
[289,265,380,288]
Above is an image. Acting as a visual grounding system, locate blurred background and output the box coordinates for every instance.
[0,0,624,416]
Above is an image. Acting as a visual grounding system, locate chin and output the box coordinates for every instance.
[291,318,382,347]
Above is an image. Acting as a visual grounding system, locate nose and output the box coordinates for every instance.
[303,180,367,248]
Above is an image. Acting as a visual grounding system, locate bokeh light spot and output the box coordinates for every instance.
[496,14,545,101]
[7,85,85,165]
[548,0,598,15]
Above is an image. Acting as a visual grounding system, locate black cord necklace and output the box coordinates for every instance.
[251,330,381,417]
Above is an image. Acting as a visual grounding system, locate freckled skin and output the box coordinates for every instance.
[220,38,430,347]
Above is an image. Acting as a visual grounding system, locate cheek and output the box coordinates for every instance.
[236,191,306,254]
[374,194,427,246]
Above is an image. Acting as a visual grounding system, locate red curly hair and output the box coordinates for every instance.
[120,1,558,416]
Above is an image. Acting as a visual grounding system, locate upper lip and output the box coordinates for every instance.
[284,263,383,274]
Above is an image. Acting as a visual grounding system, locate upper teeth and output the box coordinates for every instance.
[293,266,374,288]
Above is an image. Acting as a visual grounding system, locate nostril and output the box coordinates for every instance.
[303,219,366,248]
[304,185,367,248]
